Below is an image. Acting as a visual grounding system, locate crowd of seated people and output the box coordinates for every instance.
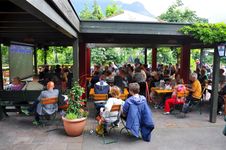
[5,76,24,91]
[2,65,73,119]
[91,62,182,99]
[90,62,226,117]
[38,65,73,92]
[91,62,153,98]
[4,65,73,93]
[195,66,226,115]
[90,62,222,140]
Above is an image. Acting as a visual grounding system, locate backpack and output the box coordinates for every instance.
[94,81,109,94]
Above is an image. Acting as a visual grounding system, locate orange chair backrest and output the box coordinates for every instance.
[110,105,121,112]
[41,97,58,105]
[93,94,108,101]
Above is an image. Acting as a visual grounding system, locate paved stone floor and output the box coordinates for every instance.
[0,102,225,150]
[0,114,83,150]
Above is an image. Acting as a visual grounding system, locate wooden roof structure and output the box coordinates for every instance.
[0,0,211,48]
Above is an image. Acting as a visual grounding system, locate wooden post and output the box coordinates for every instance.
[0,44,3,90]
[210,47,220,123]
[144,47,147,65]
[200,48,204,68]
[44,46,47,65]
[180,45,190,84]
[79,43,86,78]
[86,47,91,76]
[152,48,157,71]
[72,39,79,82]
[33,47,38,74]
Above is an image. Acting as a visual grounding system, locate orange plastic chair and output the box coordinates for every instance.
[93,94,108,103]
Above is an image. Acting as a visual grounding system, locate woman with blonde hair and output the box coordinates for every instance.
[99,86,124,133]
[101,86,124,118]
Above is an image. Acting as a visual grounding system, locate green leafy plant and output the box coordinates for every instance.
[179,23,226,45]
[65,81,88,120]
[65,112,77,120]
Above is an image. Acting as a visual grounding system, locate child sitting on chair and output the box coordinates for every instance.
[98,86,124,133]
[163,80,186,115]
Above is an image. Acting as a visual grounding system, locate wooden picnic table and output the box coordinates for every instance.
[154,89,174,94]
[152,87,189,96]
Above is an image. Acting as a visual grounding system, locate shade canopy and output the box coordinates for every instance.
[0,0,77,46]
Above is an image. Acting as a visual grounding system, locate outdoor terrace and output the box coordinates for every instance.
[0,101,225,150]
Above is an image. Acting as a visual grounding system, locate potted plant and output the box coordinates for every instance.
[62,81,88,136]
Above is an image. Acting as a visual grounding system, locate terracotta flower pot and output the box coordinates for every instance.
[62,116,87,137]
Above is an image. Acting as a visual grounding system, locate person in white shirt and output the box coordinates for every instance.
[100,86,125,132]
[22,75,44,91]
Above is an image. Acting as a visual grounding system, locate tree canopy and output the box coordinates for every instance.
[79,1,104,20]
[180,23,226,45]
[105,1,123,17]
[79,4,93,20]
[158,0,208,23]
[92,0,104,20]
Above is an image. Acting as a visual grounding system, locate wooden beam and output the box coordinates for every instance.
[144,47,147,65]
[80,21,188,35]
[0,32,68,37]
[0,22,50,29]
[0,12,28,14]
[51,0,80,32]
[0,43,3,90]
[72,39,79,82]
[180,44,190,84]
[152,48,157,71]
[86,43,172,48]
[33,47,37,74]
[0,13,39,22]
[0,21,46,26]
[200,48,204,67]
[0,0,24,12]
[0,36,72,44]
[0,28,59,33]
[79,43,86,78]
[44,46,47,65]
[9,0,77,38]
[209,47,220,123]
[86,47,91,76]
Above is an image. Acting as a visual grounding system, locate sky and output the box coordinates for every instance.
[117,0,226,23]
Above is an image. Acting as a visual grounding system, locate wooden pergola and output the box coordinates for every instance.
[0,0,221,123]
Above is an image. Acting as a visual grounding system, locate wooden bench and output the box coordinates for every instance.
[0,90,42,120]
